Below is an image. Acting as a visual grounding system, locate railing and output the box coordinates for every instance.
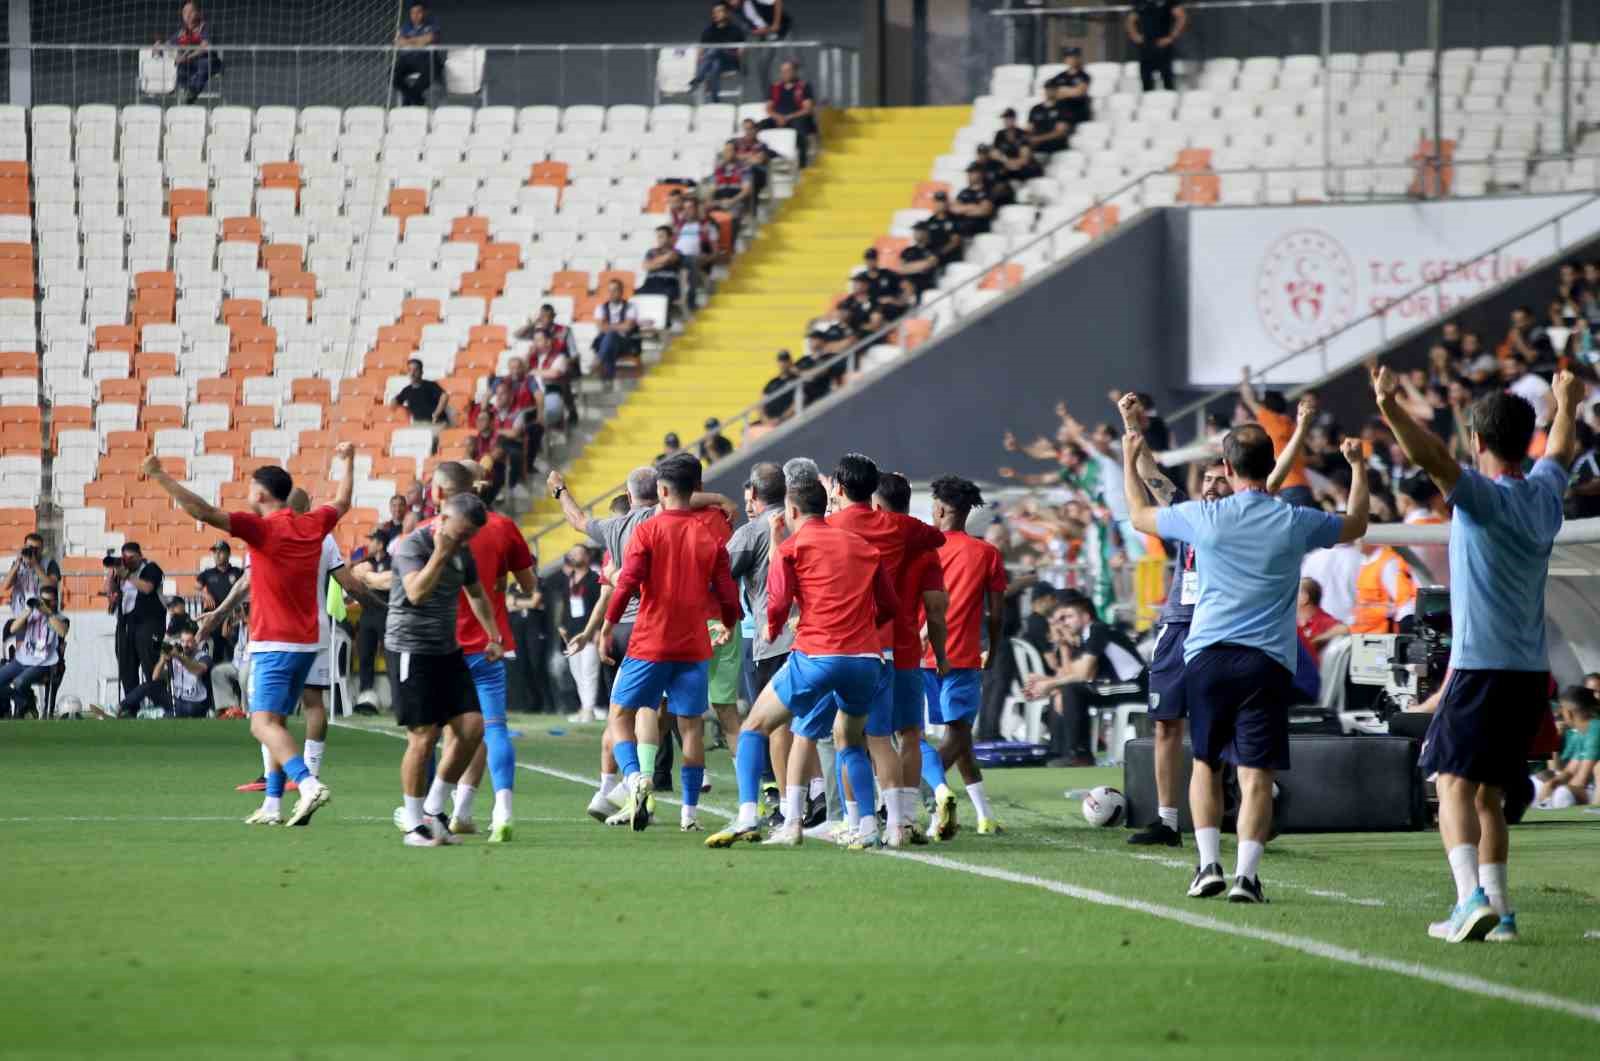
[528,154,1600,550]
[11,40,862,110]
[1163,186,1600,437]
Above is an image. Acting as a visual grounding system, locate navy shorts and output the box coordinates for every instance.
[1146,621,1189,722]
[1183,643,1293,770]
[1418,668,1549,787]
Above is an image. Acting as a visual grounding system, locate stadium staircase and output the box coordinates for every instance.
[524,106,970,558]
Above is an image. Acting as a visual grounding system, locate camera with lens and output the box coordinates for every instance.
[161,637,186,656]
[1348,586,1452,721]
[26,596,52,614]
[19,545,37,561]
[102,550,122,570]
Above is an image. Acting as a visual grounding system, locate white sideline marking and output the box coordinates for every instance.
[0,814,585,825]
[333,722,1600,1024]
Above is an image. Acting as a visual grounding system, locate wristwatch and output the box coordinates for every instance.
[552,486,565,499]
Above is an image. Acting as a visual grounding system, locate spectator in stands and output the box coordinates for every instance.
[6,531,60,622]
[638,225,685,315]
[1503,305,1551,364]
[950,164,996,239]
[759,59,818,168]
[1126,0,1187,91]
[351,528,391,711]
[1046,46,1093,126]
[994,108,1025,152]
[470,408,500,463]
[158,2,216,106]
[376,494,408,538]
[836,274,882,340]
[733,119,771,196]
[690,3,746,102]
[698,417,735,464]
[527,333,570,431]
[392,2,440,107]
[1567,419,1600,519]
[807,307,854,372]
[1238,372,1317,507]
[761,350,802,421]
[739,0,793,96]
[674,199,715,310]
[403,480,436,530]
[0,585,67,717]
[196,541,241,661]
[899,223,941,294]
[656,432,685,464]
[1537,299,1578,359]
[993,138,1040,187]
[1296,577,1348,667]
[108,542,166,703]
[393,358,448,426]
[1501,354,1554,428]
[1026,87,1071,157]
[924,193,963,266]
[859,249,910,320]
[592,278,641,388]
[711,141,757,221]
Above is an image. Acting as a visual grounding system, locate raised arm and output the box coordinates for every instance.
[690,491,739,522]
[546,470,592,534]
[1371,363,1460,495]
[1122,431,1161,536]
[330,442,356,518]
[1266,396,1315,495]
[1118,392,1178,506]
[1338,437,1371,544]
[143,453,231,532]
[1544,370,1586,468]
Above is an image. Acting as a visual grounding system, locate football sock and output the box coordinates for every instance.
[839,746,877,835]
[881,787,900,826]
[265,770,286,799]
[1235,840,1264,882]
[600,771,619,795]
[637,741,659,779]
[845,800,861,830]
[262,795,281,816]
[1480,861,1508,915]
[1447,844,1480,903]
[260,743,273,776]
[614,740,641,779]
[734,730,767,805]
[282,756,313,784]
[682,804,700,827]
[681,766,704,808]
[920,740,947,790]
[401,795,424,832]
[808,776,825,800]
[484,718,515,793]
[967,780,994,822]
[302,739,325,777]
[1158,806,1179,830]
[424,775,452,817]
[452,782,477,821]
[784,785,805,826]
[1195,826,1222,869]
[425,746,437,788]
[492,789,513,827]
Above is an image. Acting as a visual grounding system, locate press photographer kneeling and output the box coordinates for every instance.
[101,620,211,719]
[0,586,68,717]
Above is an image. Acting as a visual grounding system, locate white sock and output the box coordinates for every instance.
[261,795,281,816]
[1447,844,1479,903]
[736,800,759,829]
[845,800,861,830]
[808,776,825,800]
[1235,840,1264,882]
[492,789,513,826]
[883,787,902,826]
[303,738,325,777]
[260,743,273,776]
[784,785,805,827]
[452,782,476,821]
[1158,806,1179,830]
[1195,826,1222,869]
[423,776,452,817]
[967,781,994,822]
[402,794,424,831]
[1480,862,1508,916]
[600,772,619,795]
[682,804,699,826]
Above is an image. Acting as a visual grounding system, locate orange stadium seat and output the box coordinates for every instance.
[94,324,137,352]
[912,181,951,210]
[529,161,569,187]
[222,298,264,324]
[450,216,489,244]
[99,379,142,404]
[0,350,36,376]
[221,217,263,244]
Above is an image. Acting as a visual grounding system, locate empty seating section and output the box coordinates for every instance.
[24,100,749,599]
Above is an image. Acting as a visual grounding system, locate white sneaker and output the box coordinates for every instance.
[566,707,598,724]
[586,790,614,822]
[403,825,441,847]
[425,813,462,845]
[244,807,281,825]
[761,822,803,846]
[803,820,849,842]
[883,822,907,849]
[284,777,330,827]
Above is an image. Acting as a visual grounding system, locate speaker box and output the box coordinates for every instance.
[1121,735,1427,833]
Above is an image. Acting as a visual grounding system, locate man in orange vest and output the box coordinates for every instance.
[1351,501,1418,635]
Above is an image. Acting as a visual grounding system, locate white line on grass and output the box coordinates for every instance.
[0,814,588,825]
[333,721,1600,1025]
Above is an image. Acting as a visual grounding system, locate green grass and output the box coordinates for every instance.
[3,717,1598,1060]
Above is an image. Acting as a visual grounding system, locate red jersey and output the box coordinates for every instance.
[606,508,740,662]
[893,542,945,669]
[828,503,944,654]
[767,516,898,657]
[692,507,734,620]
[453,511,534,655]
[229,505,341,650]
[1298,606,1342,665]
[922,530,1007,670]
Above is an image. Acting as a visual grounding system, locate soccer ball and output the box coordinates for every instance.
[1081,786,1126,828]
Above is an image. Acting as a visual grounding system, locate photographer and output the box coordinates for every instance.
[105,543,166,701]
[0,586,69,717]
[6,532,61,621]
[104,620,212,719]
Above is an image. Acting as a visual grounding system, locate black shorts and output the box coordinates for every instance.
[753,652,789,697]
[387,649,479,729]
[1418,669,1549,787]
[1183,643,1293,770]
[1146,620,1190,721]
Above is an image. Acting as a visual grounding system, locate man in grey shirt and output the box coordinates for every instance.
[549,465,660,657]
[366,493,504,848]
[726,461,796,695]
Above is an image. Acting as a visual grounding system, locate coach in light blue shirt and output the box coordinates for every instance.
[1125,420,1368,904]
[1373,363,1583,944]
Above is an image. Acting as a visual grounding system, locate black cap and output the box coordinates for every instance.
[776,349,792,361]
[863,248,878,260]
[1062,46,1082,57]
[1001,107,1017,118]
[704,417,720,430]
[211,540,230,552]
[932,190,948,201]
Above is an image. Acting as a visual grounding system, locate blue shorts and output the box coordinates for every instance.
[863,662,908,737]
[1147,621,1190,721]
[777,651,884,741]
[1183,643,1292,770]
[1419,669,1549,787]
[923,668,982,725]
[248,650,316,717]
[466,652,507,723]
[611,656,710,717]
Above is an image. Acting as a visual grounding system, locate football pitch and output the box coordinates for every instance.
[4,717,1598,1060]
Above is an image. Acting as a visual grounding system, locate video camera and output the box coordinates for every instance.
[1348,586,1451,718]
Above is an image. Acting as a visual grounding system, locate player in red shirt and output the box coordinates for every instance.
[706,459,898,849]
[826,453,945,846]
[872,472,950,846]
[147,443,356,828]
[597,453,741,832]
[919,476,1008,837]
